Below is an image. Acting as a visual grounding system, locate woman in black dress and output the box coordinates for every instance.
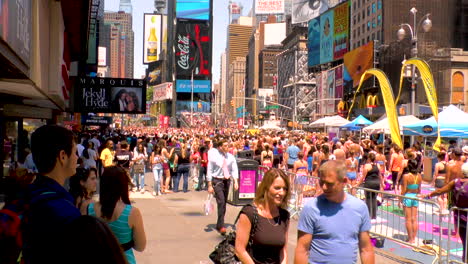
[235,168,291,264]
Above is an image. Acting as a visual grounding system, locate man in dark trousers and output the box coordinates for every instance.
[207,138,239,235]
[22,125,81,263]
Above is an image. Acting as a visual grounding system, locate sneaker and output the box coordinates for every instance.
[152,191,157,196]
[140,189,145,194]
[158,191,162,196]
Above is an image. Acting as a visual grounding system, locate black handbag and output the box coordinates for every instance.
[209,205,258,264]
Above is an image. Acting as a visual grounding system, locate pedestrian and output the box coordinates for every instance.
[295,160,375,264]
[401,159,422,245]
[100,139,115,168]
[389,145,404,190]
[150,144,164,196]
[132,143,147,193]
[87,166,146,264]
[207,138,239,235]
[69,167,98,215]
[425,162,468,262]
[284,139,300,171]
[197,145,208,191]
[80,140,98,169]
[174,143,191,192]
[235,168,290,263]
[22,125,82,263]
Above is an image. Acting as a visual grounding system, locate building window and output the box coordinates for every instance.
[372,18,376,28]
[367,36,370,42]
[377,15,382,25]
[377,31,381,40]
[353,0,356,10]
[372,3,376,13]
[362,10,365,19]
[372,32,375,40]
[357,27,360,35]
[378,0,382,9]
[353,15,356,25]
[358,0,361,8]
[353,29,356,38]
[357,40,360,46]
[362,24,365,32]
[367,21,370,31]
[452,72,465,104]
[358,13,360,22]
[367,6,370,16]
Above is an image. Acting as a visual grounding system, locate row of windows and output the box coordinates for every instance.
[353,15,381,38]
[352,31,381,49]
[353,0,382,11]
[353,8,381,26]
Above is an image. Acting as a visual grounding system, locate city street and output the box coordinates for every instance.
[130,173,420,264]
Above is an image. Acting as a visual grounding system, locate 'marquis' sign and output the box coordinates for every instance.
[74,77,146,114]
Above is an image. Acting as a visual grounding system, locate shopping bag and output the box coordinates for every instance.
[204,194,214,216]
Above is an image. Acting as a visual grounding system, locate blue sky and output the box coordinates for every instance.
[105,0,253,83]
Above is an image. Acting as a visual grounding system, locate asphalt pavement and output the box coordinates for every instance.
[130,172,419,264]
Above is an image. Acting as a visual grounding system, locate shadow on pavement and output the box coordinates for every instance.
[182,211,205,216]
[167,197,189,201]
[393,233,409,241]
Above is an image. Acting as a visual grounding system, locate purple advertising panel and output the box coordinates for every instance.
[239,170,256,199]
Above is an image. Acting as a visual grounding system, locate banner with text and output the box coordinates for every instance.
[74,77,146,114]
[176,79,211,93]
[255,0,284,14]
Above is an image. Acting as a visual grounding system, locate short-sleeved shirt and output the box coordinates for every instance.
[298,194,371,264]
[100,148,114,167]
[240,205,290,264]
[286,145,300,165]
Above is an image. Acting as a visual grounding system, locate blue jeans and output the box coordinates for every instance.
[133,167,145,190]
[152,167,163,193]
[174,163,190,192]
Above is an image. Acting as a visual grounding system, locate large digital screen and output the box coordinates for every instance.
[175,19,211,78]
[176,79,211,93]
[143,14,162,64]
[74,77,146,114]
[176,0,210,20]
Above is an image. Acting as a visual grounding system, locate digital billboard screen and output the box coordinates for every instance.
[74,77,146,114]
[176,0,210,20]
[175,19,211,78]
[176,79,211,93]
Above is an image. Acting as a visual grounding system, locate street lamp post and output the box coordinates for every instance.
[397,8,432,118]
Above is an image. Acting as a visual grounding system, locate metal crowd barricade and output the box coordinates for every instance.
[283,171,320,219]
[354,187,445,264]
[447,207,468,264]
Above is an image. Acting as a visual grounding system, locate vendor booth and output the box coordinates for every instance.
[363,115,421,134]
[341,115,373,131]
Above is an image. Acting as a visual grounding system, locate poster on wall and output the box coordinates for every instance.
[143,14,162,64]
[74,77,146,114]
[326,68,335,114]
[335,65,344,101]
[320,10,334,65]
[308,17,321,67]
[255,0,285,14]
[239,170,256,199]
[176,19,211,78]
[176,0,210,20]
[333,2,349,60]
[320,71,328,114]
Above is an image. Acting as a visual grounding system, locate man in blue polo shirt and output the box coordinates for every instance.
[284,138,300,171]
[22,125,81,263]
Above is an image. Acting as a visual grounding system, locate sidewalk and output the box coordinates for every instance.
[131,186,418,264]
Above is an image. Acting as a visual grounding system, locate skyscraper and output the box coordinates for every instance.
[119,0,132,14]
[104,11,134,78]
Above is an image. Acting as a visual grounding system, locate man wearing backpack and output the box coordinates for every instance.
[22,125,81,263]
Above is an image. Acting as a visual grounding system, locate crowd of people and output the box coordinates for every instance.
[4,123,468,263]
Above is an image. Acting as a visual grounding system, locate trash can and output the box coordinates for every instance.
[227,158,259,206]
[237,150,254,159]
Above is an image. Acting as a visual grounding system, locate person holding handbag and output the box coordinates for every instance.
[235,168,291,264]
[150,145,164,196]
[132,143,147,193]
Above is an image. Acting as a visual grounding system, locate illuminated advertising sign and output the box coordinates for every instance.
[333,2,349,59]
[343,41,374,88]
[176,0,210,20]
[74,77,146,114]
[320,10,334,64]
[152,82,173,101]
[176,79,211,93]
[175,19,211,78]
[143,14,162,64]
[308,18,320,67]
[255,0,284,14]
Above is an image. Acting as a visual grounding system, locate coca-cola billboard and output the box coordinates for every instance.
[175,19,211,78]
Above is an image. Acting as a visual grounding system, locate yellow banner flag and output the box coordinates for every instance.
[397,58,441,151]
[348,69,403,149]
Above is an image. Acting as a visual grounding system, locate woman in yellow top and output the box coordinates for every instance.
[100,140,115,168]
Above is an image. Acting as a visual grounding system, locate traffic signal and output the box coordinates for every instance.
[230,100,234,107]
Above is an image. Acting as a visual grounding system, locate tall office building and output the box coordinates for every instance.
[119,0,132,14]
[104,11,134,78]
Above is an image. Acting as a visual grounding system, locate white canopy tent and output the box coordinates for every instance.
[259,123,284,130]
[363,115,421,134]
[310,115,351,128]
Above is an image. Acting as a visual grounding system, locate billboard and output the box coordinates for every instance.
[326,68,335,114]
[307,1,349,67]
[320,10,334,64]
[98,47,106,66]
[176,0,210,20]
[74,77,146,114]
[255,0,285,14]
[308,18,320,67]
[81,115,113,126]
[152,82,173,101]
[292,0,346,24]
[147,61,162,86]
[143,14,162,64]
[333,2,349,59]
[176,19,211,78]
[176,79,211,93]
[343,41,374,88]
[320,71,328,114]
[335,65,344,100]
[176,101,211,113]
[264,23,286,46]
